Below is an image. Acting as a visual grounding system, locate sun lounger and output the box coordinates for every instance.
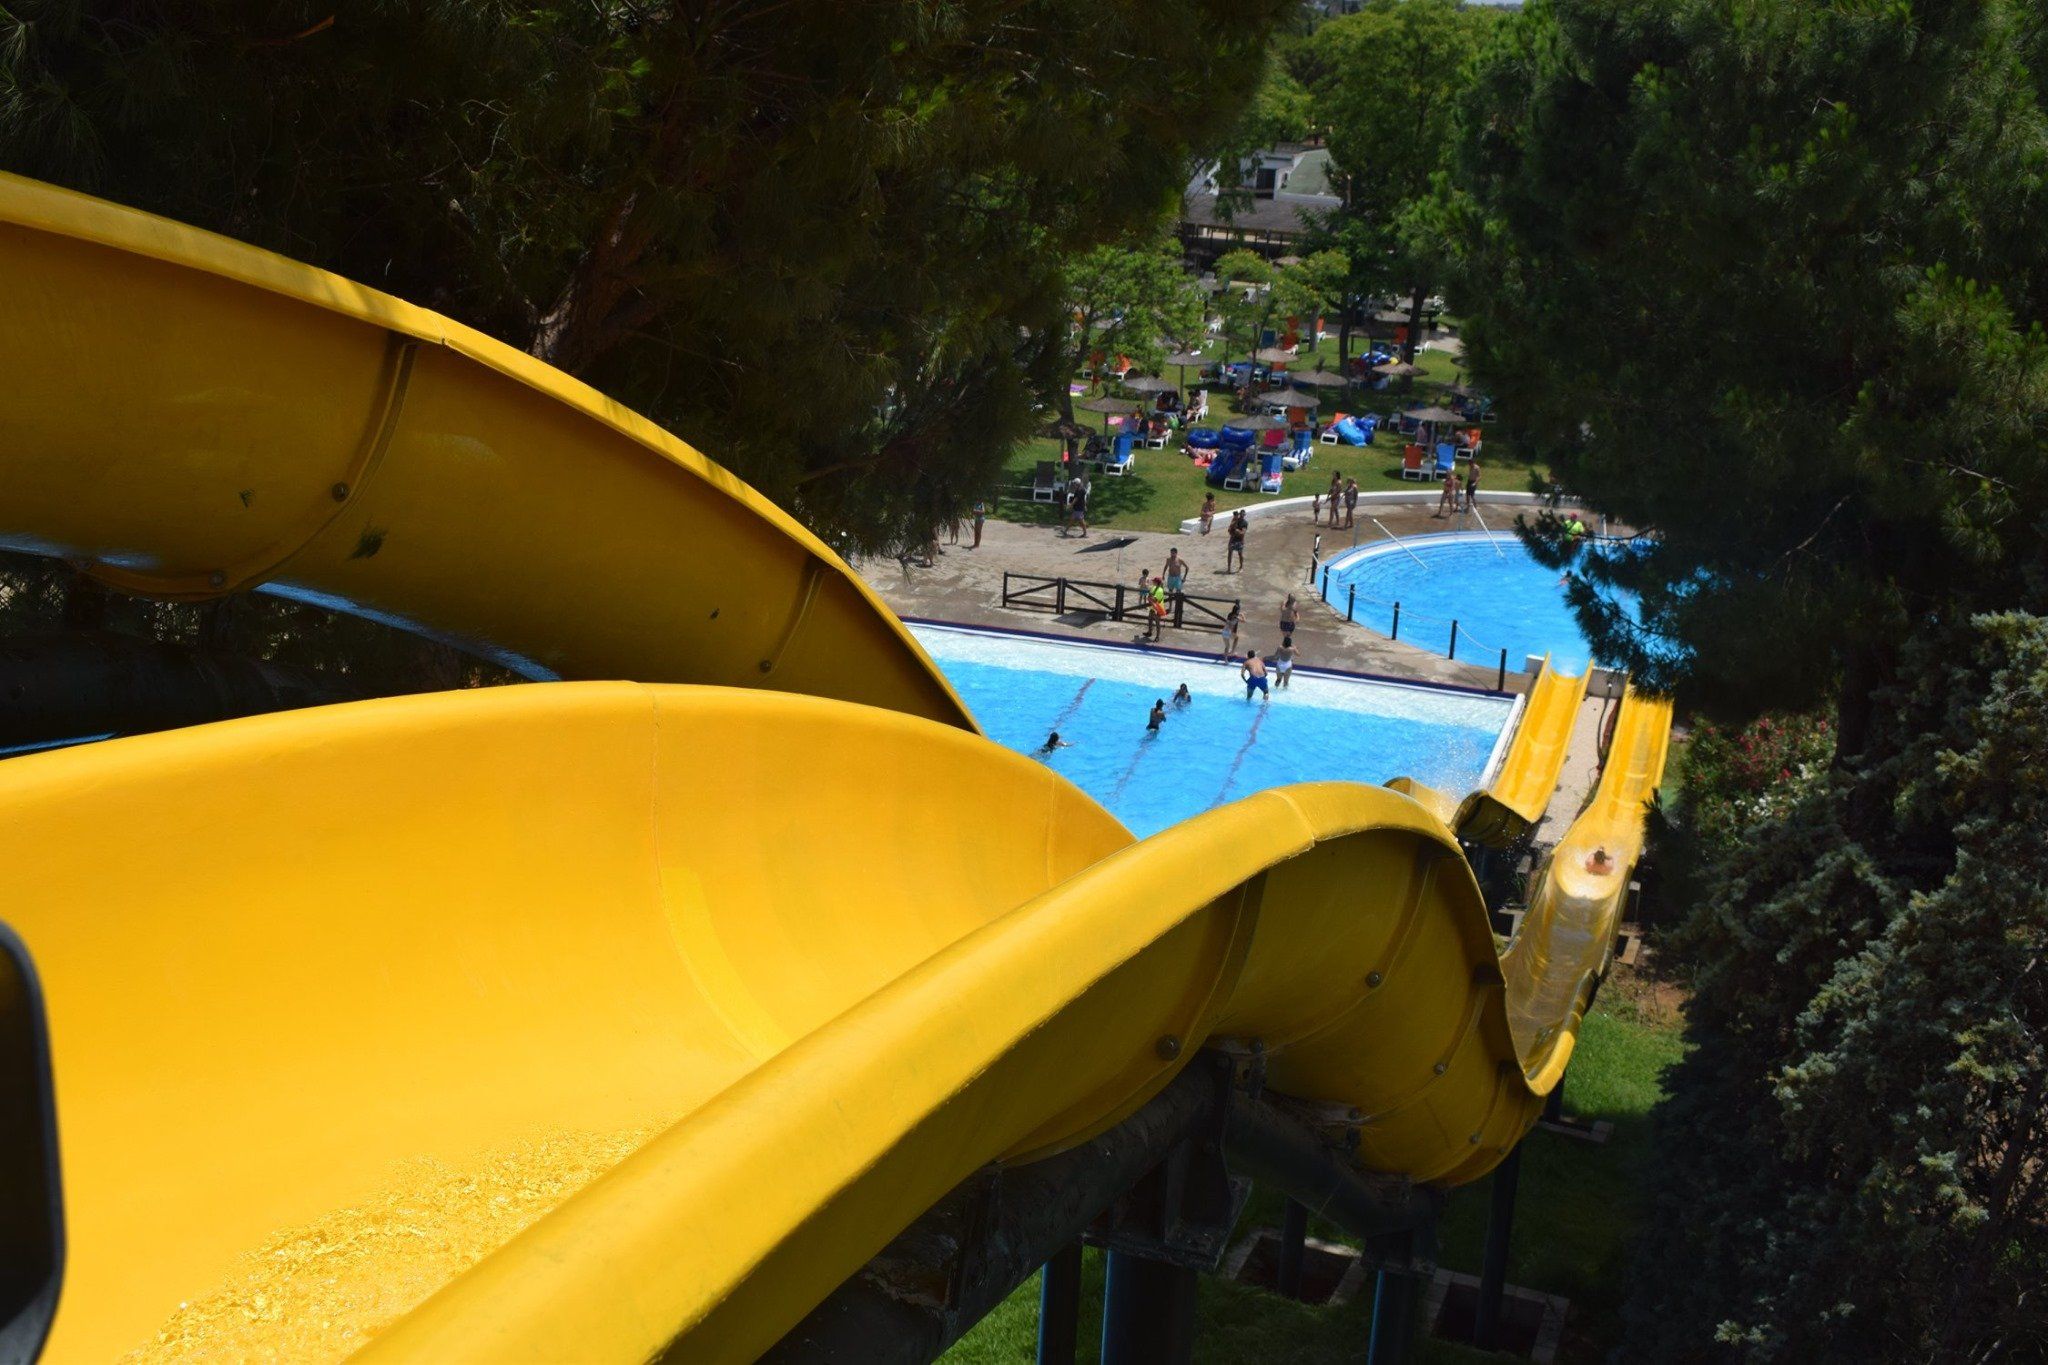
[1104,432,1136,477]
[1032,460,1061,503]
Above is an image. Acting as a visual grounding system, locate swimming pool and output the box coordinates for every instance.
[1322,532,1633,675]
[913,624,1517,838]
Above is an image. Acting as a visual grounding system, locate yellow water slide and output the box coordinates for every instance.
[0,172,970,731]
[0,175,1672,1362]
[1504,688,1673,1089]
[1387,658,1589,843]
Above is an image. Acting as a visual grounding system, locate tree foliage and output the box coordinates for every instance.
[0,0,1289,549]
[1307,0,1497,358]
[1434,0,2048,738]
[1055,238,1202,418]
[1639,615,2048,1361]
[1210,246,1337,372]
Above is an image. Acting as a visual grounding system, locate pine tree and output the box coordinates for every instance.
[0,0,1291,549]
[1434,0,2048,747]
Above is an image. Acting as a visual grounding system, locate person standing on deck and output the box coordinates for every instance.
[1164,548,1188,599]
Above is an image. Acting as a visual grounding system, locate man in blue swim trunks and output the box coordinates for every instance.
[1240,649,1269,702]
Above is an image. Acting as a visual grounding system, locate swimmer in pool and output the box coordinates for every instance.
[1241,650,1269,702]
[1172,683,1192,707]
[1039,730,1071,754]
[1147,699,1167,733]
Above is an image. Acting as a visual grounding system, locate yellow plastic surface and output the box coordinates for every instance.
[1459,660,1589,843]
[7,684,1666,1363]
[1384,658,1587,846]
[0,175,1673,1363]
[0,172,971,730]
[1502,687,1672,1090]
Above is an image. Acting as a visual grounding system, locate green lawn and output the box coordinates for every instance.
[943,985,1685,1364]
[994,341,1551,535]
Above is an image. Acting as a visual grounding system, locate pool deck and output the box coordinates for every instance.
[859,500,1629,852]
[858,501,1520,694]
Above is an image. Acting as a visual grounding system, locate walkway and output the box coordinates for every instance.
[859,500,1529,693]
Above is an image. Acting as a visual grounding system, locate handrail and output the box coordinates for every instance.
[1468,503,1507,559]
[999,572,1238,631]
[1367,518,1431,570]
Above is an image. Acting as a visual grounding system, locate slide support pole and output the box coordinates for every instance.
[1276,1200,1309,1299]
[1099,1251,1197,1365]
[1366,1266,1416,1364]
[1036,1243,1083,1365]
[1473,1142,1523,1349]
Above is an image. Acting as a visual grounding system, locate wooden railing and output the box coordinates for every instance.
[1000,572,1239,631]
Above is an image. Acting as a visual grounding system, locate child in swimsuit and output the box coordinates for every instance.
[1275,637,1296,690]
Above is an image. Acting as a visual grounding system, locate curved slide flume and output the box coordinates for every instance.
[0,174,1672,1362]
[1385,656,1588,845]
[0,172,971,731]
[5,683,1663,1363]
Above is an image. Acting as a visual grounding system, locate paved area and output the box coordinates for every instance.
[859,501,1524,692]
[856,499,1625,841]
[1534,691,1620,844]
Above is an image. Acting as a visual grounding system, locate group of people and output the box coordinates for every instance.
[1434,458,1482,517]
[1193,496,1251,573]
[1219,593,1300,702]
[1313,474,1363,528]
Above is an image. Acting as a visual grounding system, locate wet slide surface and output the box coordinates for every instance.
[0,176,1672,1362]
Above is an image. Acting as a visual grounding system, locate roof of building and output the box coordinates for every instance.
[1180,191,1340,239]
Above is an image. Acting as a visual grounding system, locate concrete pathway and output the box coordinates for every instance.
[860,500,1529,693]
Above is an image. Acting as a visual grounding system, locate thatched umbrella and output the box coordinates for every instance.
[1405,404,1468,447]
[1077,395,1144,431]
[1120,375,1178,393]
[1255,345,1299,364]
[1163,349,1208,390]
[1291,369,1351,389]
[1254,388,1321,411]
[1226,412,1293,432]
[1373,360,1425,379]
[1043,416,1090,461]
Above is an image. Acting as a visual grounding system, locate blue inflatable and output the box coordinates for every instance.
[1217,426,1257,449]
[1332,416,1367,446]
[1205,447,1248,487]
[1186,427,1221,450]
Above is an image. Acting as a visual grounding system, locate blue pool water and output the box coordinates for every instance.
[1323,533,1633,675]
[914,625,1515,838]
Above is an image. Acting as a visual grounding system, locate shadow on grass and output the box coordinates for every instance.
[996,467,1158,530]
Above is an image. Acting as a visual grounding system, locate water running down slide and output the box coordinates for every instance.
[1386,657,1589,845]
[0,174,1672,1362]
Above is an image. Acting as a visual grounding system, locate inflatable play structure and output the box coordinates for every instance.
[0,174,1669,1364]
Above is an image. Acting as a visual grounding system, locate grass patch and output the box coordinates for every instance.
[943,985,1684,1363]
[992,341,1550,535]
